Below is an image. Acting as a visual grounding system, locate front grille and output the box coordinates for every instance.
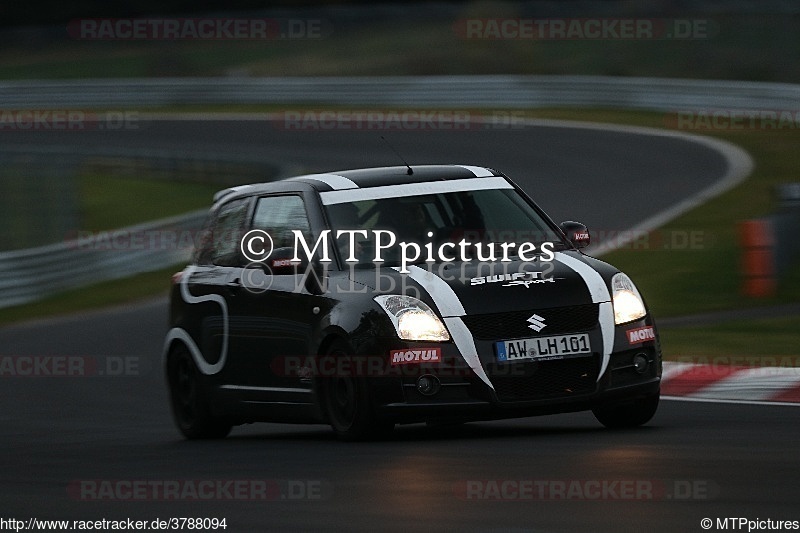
[487,355,599,402]
[462,304,598,340]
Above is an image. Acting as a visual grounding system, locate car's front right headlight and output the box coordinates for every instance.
[374,295,450,341]
[611,272,647,325]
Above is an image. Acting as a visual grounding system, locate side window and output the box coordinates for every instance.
[252,195,311,250]
[195,198,249,266]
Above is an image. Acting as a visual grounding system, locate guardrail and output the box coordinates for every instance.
[1,75,799,110]
[0,211,206,309]
[0,143,291,309]
[2,74,792,310]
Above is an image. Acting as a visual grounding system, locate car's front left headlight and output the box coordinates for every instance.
[374,295,450,341]
[611,272,647,325]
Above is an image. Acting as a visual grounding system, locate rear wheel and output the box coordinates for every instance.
[167,345,231,439]
[318,340,394,441]
[592,392,659,429]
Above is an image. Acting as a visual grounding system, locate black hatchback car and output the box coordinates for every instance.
[164,165,661,440]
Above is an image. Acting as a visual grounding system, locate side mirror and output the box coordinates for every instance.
[559,221,591,249]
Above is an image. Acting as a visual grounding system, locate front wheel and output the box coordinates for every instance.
[592,392,659,429]
[166,345,232,439]
[318,340,394,441]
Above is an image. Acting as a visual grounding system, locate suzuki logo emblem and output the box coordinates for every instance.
[527,314,546,332]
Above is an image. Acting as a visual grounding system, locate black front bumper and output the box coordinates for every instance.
[373,346,661,424]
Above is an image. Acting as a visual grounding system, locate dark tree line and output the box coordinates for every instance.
[0,0,381,28]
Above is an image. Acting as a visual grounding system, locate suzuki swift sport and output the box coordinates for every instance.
[164,165,661,440]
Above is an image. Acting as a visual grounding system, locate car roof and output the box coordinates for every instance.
[212,164,502,205]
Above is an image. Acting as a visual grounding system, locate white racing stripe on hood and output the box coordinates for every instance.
[401,265,494,389]
[162,265,228,375]
[554,252,614,381]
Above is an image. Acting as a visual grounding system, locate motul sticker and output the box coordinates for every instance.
[627,326,655,344]
[390,348,442,366]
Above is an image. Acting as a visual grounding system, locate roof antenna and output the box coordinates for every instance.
[380,135,413,175]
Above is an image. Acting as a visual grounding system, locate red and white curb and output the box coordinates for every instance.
[662,362,800,404]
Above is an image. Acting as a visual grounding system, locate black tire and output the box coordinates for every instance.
[593,392,660,429]
[318,340,394,441]
[166,345,232,439]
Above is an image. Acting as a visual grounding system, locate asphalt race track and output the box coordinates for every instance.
[4,121,797,532]
[2,117,730,232]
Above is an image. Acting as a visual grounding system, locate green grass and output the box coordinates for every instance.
[660,316,800,362]
[80,173,218,231]
[0,265,179,326]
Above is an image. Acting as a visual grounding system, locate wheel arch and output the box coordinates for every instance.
[315,326,352,356]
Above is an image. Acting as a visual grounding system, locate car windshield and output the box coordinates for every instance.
[324,187,566,268]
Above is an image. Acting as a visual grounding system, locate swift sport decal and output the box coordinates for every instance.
[502,277,558,288]
[553,252,614,381]
[469,271,560,287]
[398,265,494,389]
[162,265,229,375]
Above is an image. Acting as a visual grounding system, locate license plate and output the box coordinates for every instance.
[495,333,591,362]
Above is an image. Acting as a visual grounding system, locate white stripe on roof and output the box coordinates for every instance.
[320,176,512,205]
[288,173,359,190]
[456,165,494,177]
